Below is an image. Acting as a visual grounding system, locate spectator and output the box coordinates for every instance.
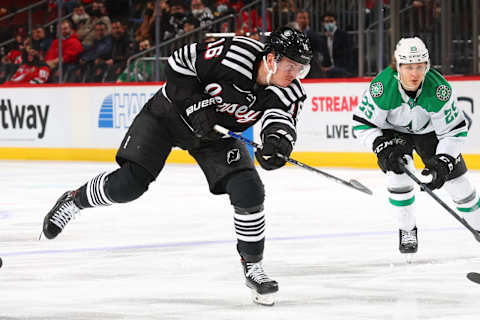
[1,33,25,65]
[181,15,201,44]
[0,6,10,43]
[117,39,153,82]
[104,0,130,20]
[162,0,189,40]
[78,21,113,82]
[5,43,50,84]
[77,0,111,48]
[295,10,324,78]
[72,3,90,30]
[0,33,26,83]
[320,12,353,78]
[213,0,235,33]
[31,25,53,58]
[191,0,214,29]
[236,1,271,35]
[271,0,295,27]
[130,1,148,31]
[104,19,134,82]
[184,16,200,33]
[135,0,157,42]
[45,19,83,75]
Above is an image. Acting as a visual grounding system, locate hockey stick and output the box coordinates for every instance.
[398,159,480,242]
[467,272,480,284]
[214,125,373,195]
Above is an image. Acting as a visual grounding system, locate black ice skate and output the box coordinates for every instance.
[42,191,81,239]
[241,258,279,306]
[399,226,418,254]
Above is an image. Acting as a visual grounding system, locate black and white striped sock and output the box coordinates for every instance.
[85,172,114,207]
[234,211,265,243]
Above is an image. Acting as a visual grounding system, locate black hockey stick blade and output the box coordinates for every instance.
[467,272,480,284]
[348,179,373,195]
[280,155,373,195]
[398,159,480,243]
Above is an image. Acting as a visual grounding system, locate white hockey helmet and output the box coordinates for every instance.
[394,37,430,73]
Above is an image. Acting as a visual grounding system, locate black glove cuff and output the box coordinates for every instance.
[434,154,456,174]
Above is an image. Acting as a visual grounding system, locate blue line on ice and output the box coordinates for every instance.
[0,226,462,257]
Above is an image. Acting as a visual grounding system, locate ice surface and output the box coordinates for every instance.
[1,160,480,319]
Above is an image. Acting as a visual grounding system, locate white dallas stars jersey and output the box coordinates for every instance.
[163,36,307,143]
[352,66,468,157]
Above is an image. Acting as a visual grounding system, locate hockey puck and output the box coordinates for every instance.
[0,257,2,268]
[466,272,480,284]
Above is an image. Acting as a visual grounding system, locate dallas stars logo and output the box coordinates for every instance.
[436,85,451,102]
[370,82,383,98]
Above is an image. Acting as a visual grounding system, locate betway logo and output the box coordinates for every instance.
[0,99,49,138]
[98,92,154,128]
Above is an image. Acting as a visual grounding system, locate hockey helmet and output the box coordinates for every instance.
[394,37,430,73]
[265,26,313,66]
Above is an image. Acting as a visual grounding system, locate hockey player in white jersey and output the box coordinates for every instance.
[353,37,480,254]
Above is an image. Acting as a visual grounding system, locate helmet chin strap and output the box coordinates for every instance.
[263,55,278,85]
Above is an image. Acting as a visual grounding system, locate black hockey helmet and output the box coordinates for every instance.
[265,26,313,65]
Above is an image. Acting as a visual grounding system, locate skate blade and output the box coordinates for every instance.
[250,290,277,306]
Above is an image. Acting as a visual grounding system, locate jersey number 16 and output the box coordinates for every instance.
[205,39,225,60]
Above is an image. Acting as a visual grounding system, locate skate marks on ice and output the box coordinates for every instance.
[3,162,480,319]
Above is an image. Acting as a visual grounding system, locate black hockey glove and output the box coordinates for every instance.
[255,133,293,170]
[372,136,410,174]
[187,101,223,141]
[421,154,455,190]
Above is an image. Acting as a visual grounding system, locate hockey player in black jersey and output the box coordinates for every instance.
[42,26,312,306]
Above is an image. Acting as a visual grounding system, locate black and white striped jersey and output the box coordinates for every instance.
[163,36,307,140]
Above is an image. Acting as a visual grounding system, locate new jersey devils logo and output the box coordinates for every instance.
[226,148,240,164]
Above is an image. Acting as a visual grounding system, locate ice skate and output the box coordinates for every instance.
[399,226,418,255]
[42,191,80,239]
[241,258,278,306]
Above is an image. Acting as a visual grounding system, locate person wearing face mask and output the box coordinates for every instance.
[190,0,214,29]
[353,37,480,257]
[77,0,112,48]
[319,12,352,78]
[161,0,189,40]
[72,4,91,28]
[135,1,157,42]
[213,0,235,33]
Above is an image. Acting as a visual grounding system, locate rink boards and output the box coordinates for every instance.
[1,78,480,168]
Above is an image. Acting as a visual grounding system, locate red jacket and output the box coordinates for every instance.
[4,49,23,64]
[5,63,51,84]
[45,32,83,63]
